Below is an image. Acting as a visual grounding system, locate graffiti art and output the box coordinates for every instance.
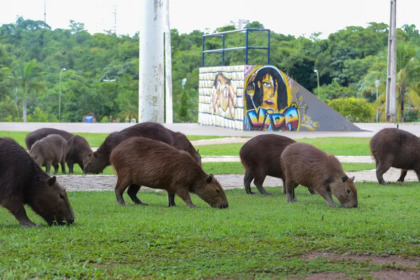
[211,72,236,119]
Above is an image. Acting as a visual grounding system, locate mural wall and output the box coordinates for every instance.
[198,65,362,132]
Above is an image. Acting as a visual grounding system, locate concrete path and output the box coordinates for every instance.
[57,167,417,192]
[201,155,374,163]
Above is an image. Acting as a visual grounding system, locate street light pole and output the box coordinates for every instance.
[375,80,379,122]
[314,69,320,99]
[59,68,66,122]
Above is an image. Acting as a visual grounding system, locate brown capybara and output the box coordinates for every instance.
[110,137,229,209]
[30,134,67,174]
[370,128,420,184]
[65,135,93,173]
[0,138,74,227]
[167,129,202,166]
[84,122,174,174]
[239,134,315,195]
[281,143,358,208]
[25,128,73,150]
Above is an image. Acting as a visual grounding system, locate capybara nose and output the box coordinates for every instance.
[353,202,358,208]
[219,204,229,209]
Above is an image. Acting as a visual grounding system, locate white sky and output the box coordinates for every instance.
[0,0,419,39]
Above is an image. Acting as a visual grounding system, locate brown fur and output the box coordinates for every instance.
[0,138,74,227]
[25,128,73,150]
[281,143,358,208]
[167,130,202,166]
[29,134,67,174]
[84,122,174,174]
[66,135,93,173]
[110,137,228,208]
[239,134,315,195]
[370,128,420,184]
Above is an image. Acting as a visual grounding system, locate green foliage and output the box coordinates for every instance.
[100,116,110,123]
[328,97,374,122]
[29,107,58,122]
[318,79,357,102]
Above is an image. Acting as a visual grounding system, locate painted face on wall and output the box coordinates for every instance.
[216,74,231,112]
[258,73,278,112]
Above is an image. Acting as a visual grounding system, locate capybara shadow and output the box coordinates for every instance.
[370,128,420,185]
[0,138,74,227]
[66,135,93,173]
[29,134,68,174]
[25,128,73,151]
[110,137,228,209]
[239,134,315,195]
[281,142,358,208]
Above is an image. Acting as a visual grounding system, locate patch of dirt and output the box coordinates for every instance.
[289,272,350,280]
[303,252,420,268]
[371,270,420,280]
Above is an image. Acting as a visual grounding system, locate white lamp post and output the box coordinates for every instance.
[59,68,66,122]
[314,69,320,99]
[375,80,380,122]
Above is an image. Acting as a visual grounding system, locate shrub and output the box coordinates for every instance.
[328,97,374,122]
[100,116,110,123]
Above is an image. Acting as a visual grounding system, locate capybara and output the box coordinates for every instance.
[110,137,229,208]
[239,134,315,195]
[281,143,358,208]
[167,129,202,166]
[30,134,67,174]
[0,138,74,227]
[65,135,93,173]
[84,122,175,174]
[370,128,420,184]
[25,128,73,150]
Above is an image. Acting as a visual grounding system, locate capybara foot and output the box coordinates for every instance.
[246,190,256,194]
[21,221,37,228]
[262,192,272,196]
[135,202,148,206]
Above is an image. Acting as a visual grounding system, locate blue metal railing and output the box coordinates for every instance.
[202,28,270,67]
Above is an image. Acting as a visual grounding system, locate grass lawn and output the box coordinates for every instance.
[0,183,419,279]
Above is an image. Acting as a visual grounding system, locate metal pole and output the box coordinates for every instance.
[314,70,320,99]
[164,0,173,124]
[386,0,397,122]
[245,29,249,65]
[59,68,65,122]
[139,0,164,123]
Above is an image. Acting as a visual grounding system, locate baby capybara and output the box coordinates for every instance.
[30,134,67,174]
[25,128,73,150]
[84,122,174,174]
[168,129,202,166]
[66,135,93,173]
[0,138,74,227]
[239,134,315,195]
[281,143,358,208]
[370,128,420,184]
[110,137,229,208]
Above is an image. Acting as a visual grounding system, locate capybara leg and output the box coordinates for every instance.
[60,160,66,174]
[285,180,298,203]
[254,173,271,195]
[2,200,36,228]
[376,162,391,185]
[45,162,52,174]
[176,189,198,208]
[307,188,316,195]
[67,161,74,174]
[244,170,256,194]
[282,179,286,194]
[115,178,130,206]
[52,164,59,175]
[127,184,148,205]
[168,192,176,207]
[317,188,337,207]
[415,169,420,183]
[397,170,407,182]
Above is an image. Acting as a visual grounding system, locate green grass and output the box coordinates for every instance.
[1,183,419,279]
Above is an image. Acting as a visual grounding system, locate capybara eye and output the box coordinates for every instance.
[59,193,65,199]
[88,154,92,158]
[347,189,351,194]
[216,189,220,193]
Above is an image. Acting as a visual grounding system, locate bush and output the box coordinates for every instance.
[100,116,110,123]
[328,97,374,122]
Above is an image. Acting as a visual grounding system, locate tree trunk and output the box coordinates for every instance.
[400,86,405,123]
[23,99,27,123]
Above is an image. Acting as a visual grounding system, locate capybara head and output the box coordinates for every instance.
[194,174,228,208]
[328,175,358,208]
[31,176,75,225]
[83,151,108,174]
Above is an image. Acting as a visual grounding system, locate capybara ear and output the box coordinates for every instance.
[88,153,92,158]
[342,176,348,182]
[93,151,98,158]
[197,149,199,153]
[350,176,355,181]
[206,174,214,183]
[47,176,56,186]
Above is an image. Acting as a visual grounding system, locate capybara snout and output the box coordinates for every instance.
[330,176,358,208]
[196,175,229,208]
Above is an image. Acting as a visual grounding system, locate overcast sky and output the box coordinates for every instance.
[0,0,419,39]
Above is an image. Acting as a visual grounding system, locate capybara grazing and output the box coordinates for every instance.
[0,138,74,227]
[370,128,420,184]
[239,134,315,195]
[30,134,67,174]
[281,143,358,208]
[25,128,73,150]
[84,122,174,174]
[66,135,93,173]
[168,129,202,166]
[110,137,229,208]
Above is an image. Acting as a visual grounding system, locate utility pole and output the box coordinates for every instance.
[165,0,173,123]
[385,0,397,122]
[139,0,164,123]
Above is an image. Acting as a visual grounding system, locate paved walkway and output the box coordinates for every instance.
[201,155,374,163]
